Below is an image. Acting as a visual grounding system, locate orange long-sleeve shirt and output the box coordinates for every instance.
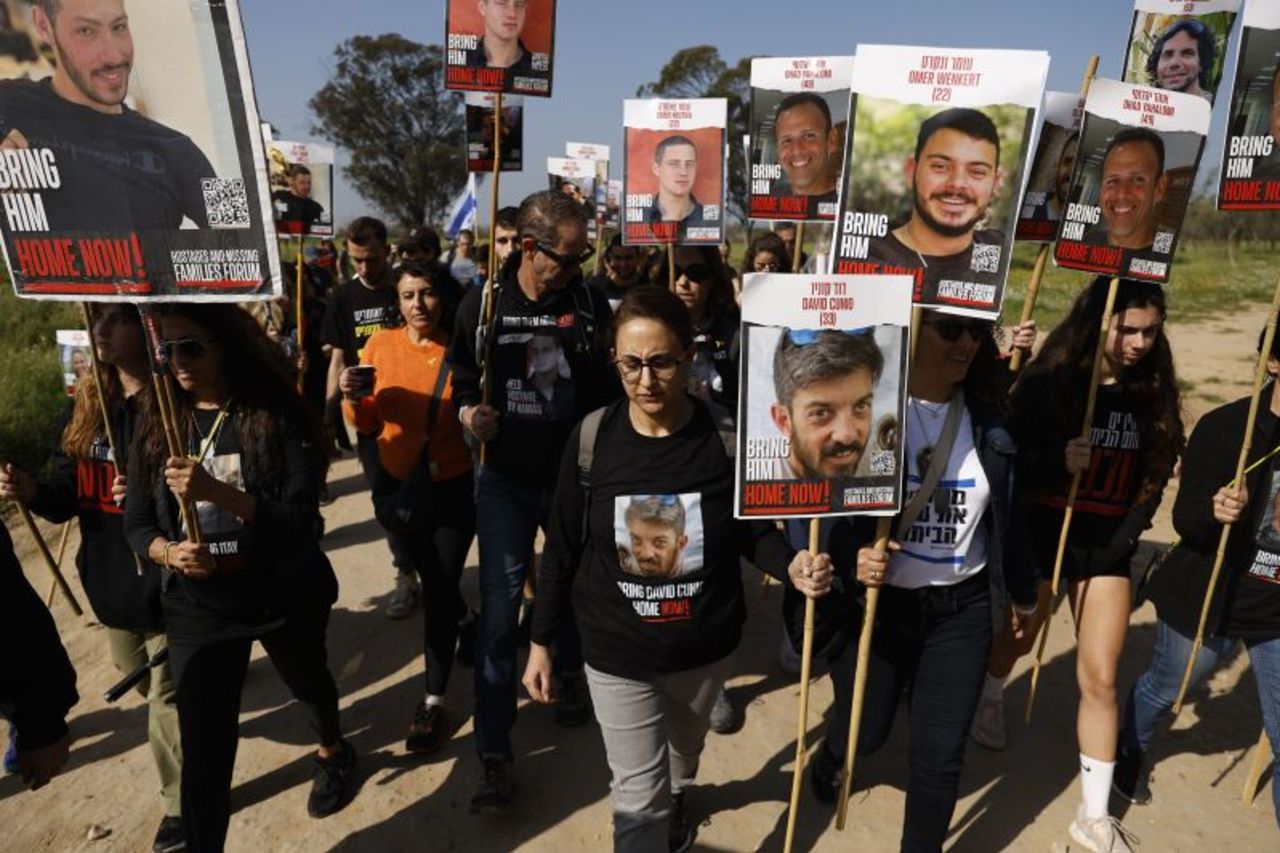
[342,326,472,482]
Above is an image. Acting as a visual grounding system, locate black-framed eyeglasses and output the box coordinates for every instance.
[613,353,685,383]
[753,260,781,272]
[535,240,595,269]
[922,316,991,343]
[159,336,213,361]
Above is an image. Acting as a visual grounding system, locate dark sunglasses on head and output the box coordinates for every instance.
[159,336,212,361]
[535,240,595,268]
[923,316,991,343]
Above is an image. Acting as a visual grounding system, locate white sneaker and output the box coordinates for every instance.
[1068,804,1139,852]
[970,696,1007,750]
[386,571,419,620]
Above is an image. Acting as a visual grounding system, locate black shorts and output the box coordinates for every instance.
[1028,504,1131,582]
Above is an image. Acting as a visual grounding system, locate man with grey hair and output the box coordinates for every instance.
[769,328,884,480]
[623,495,690,578]
[0,0,218,230]
[449,189,619,813]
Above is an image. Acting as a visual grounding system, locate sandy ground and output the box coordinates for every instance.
[1,303,1277,852]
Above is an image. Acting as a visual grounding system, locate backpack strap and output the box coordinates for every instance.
[576,406,608,487]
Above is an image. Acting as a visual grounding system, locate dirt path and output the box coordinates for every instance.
[1,304,1276,852]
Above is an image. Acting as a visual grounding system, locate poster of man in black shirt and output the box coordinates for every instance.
[0,0,280,302]
[444,0,555,96]
[266,138,334,237]
[1218,3,1280,210]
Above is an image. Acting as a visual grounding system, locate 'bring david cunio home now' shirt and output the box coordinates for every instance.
[887,398,990,588]
[1225,454,1280,641]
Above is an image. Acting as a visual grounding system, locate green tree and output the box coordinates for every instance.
[638,46,752,224]
[310,35,464,227]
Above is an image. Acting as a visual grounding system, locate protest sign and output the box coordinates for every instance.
[56,329,91,396]
[1219,0,1280,209]
[622,99,727,245]
[444,0,555,96]
[466,93,524,172]
[749,56,854,222]
[604,179,622,229]
[1121,0,1241,104]
[0,0,281,301]
[831,45,1048,316]
[565,142,610,222]
[736,273,911,519]
[265,138,335,237]
[547,156,599,237]
[1052,77,1211,282]
[1016,92,1085,241]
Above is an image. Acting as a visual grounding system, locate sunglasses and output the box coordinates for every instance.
[159,336,213,361]
[784,327,871,347]
[753,260,781,272]
[631,494,680,507]
[922,316,991,343]
[673,263,716,283]
[535,240,594,269]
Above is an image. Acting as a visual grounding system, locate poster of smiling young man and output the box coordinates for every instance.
[265,138,335,237]
[444,0,555,96]
[749,56,854,222]
[465,92,524,172]
[1,0,281,302]
[1016,92,1085,241]
[1053,77,1210,282]
[831,45,1048,317]
[1121,0,1241,104]
[622,98,727,245]
[736,272,912,519]
[1219,0,1280,209]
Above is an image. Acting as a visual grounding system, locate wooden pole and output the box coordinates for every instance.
[1026,276,1120,719]
[479,92,503,467]
[667,242,676,292]
[45,520,73,608]
[296,235,306,393]
[13,501,82,615]
[783,517,821,853]
[836,305,923,829]
[137,306,200,542]
[1010,54,1099,374]
[792,222,806,273]
[1242,728,1272,806]
[1172,279,1280,714]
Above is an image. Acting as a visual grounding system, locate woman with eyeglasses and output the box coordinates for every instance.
[522,286,831,852]
[803,309,1039,853]
[1005,278,1182,853]
[125,304,355,852]
[670,246,740,413]
[743,231,791,277]
[0,304,185,852]
[341,262,474,756]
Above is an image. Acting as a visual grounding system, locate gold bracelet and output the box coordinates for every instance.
[162,541,176,570]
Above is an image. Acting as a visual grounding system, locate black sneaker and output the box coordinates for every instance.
[1113,743,1152,805]
[152,816,186,853]
[405,703,448,755]
[307,740,357,818]
[668,790,696,852]
[470,756,514,814]
[554,672,593,728]
[708,687,744,735]
[455,611,477,668]
[809,741,844,805]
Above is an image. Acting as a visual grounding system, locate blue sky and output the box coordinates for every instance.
[240,0,1230,226]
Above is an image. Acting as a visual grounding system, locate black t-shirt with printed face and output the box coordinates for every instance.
[1224,454,1280,641]
[320,273,400,363]
[0,78,215,230]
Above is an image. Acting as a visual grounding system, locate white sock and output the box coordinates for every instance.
[424,693,444,708]
[981,674,1004,703]
[1079,753,1114,819]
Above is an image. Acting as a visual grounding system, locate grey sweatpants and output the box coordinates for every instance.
[585,656,733,853]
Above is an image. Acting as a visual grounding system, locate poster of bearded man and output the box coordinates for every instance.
[1016,92,1085,241]
[1121,0,1240,104]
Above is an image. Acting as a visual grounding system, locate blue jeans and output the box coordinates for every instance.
[472,464,583,759]
[1122,618,1280,826]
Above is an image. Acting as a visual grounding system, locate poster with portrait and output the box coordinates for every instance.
[466,92,524,173]
[1121,0,1241,105]
[547,156,599,238]
[565,141,609,220]
[56,328,91,396]
[749,56,854,222]
[1052,78,1210,283]
[736,272,912,519]
[1,0,281,302]
[622,98,727,246]
[831,45,1048,317]
[444,0,555,96]
[264,138,335,237]
[1219,0,1280,209]
[604,179,623,230]
[1246,468,1280,584]
[1016,92,1085,241]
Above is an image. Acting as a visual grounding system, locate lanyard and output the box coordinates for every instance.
[192,405,231,465]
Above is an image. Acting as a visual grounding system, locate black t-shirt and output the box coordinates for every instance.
[533,400,793,679]
[866,228,1003,273]
[320,273,400,362]
[586,274,633,312]
[692,309,740,411]
[272,190,325,235]
[0,78,215,230]
[1224,452,1280,640]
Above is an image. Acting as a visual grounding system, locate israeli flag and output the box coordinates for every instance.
[446,174,477,239]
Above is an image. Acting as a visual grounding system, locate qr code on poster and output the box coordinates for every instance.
[703,205,720,221]
[532,52,549,71]
[969,243,1000,274]
[869,450,895,475]
[202,178,250,228]
[1152,231,1174,254]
